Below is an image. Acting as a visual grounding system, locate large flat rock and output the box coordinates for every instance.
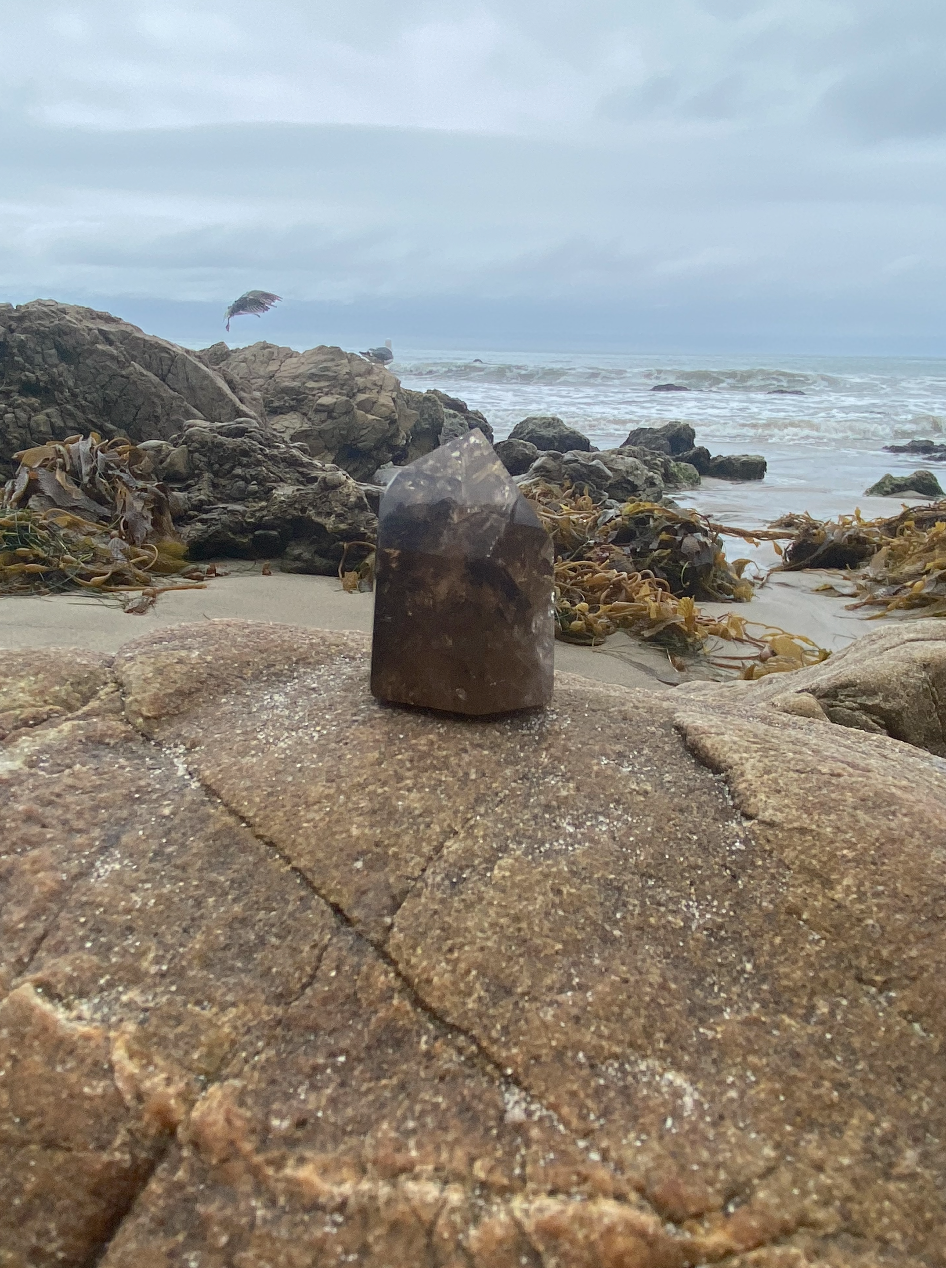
[1,619,945,1266]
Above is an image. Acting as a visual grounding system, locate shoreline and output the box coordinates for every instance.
[0,564,895,694]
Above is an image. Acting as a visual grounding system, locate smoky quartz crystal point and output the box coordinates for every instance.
[370,429,554,715]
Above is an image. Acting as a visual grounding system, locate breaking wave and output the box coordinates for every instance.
[399,359,835,394]
[395,352,946,449]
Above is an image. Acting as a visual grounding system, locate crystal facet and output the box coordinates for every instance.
[370,429,554,715]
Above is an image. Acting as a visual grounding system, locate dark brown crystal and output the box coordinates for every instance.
[370,429,554,715]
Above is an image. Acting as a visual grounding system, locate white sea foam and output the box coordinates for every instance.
[395,349,946,449]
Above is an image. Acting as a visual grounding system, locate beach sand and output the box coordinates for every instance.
[0,564,894,693]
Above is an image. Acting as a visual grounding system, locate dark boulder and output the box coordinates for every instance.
[621,421,696,455]
[651,383,689,392]
[707,453,767,481]
[428,390,494,444]
[159,419,376,573]
[396,390,494,462]
[494,437,540,475]
[677,445,712,475]
[865,470,944,499]
[884,439,946,459]
[509,416,592,453]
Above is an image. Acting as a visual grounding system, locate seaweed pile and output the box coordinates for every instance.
[775,501,946,618]
[1,435,210,609]
[522,482,829,676]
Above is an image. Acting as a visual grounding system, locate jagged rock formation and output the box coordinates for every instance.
[0,301,251,480]
[619,423,766,483]
[143,418,376,572]
[2,619,945,1266]
[0,302,466,489]
[199,342,477,482]
[494,436,540,475]
[524,446,700,501]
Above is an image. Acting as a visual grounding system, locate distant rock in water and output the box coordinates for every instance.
[617,423,762,482]
[651,383,689,392]
[707,453,767,481]
[866,469,944,498]
[509,415,592,453]
[768,388,805,395]
[678,445,712,475]
[621,421,695,455]
[885,438,946,459]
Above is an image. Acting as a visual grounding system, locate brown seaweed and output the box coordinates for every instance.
[0,435,211,604]
[772,500,946,619]
[520,482,829,676]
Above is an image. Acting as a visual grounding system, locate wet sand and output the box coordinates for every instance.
[0,564,894,693]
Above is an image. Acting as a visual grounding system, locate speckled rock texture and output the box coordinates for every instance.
[1,619,945,1267]
[0,302,252,480]
[199,341,449,482]
[149,418,378,574]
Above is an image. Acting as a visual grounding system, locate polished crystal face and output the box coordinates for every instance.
[370,429,554,715]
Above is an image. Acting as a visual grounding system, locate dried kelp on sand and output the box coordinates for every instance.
[522,482,829,677]
[1,434,213,610]
[773,500,946,618]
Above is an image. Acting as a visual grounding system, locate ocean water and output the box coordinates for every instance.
[395,349,946,532]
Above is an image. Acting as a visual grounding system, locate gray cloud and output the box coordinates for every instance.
[3,1,946,350]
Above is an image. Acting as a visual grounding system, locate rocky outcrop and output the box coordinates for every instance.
[619,425,765,482]
[197,341,429,482]
[866,469,944,498]
[524,446,699,501]
[494,436,540,475]
[621,421,696,454]
[0,301,252,480]
[678,619,946,755]
[2,619,946,1266]
[509,415,593,452]
[144,418,376,572]
[677,444,712,474]
[884,438,946,459]
[707,453,767,480]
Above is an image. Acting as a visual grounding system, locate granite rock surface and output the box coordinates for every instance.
[2,619,945,1266]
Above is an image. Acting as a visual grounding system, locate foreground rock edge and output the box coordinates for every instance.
[1,619,945,1266]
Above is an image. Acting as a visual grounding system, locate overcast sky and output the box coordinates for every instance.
[3,0,946,352]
